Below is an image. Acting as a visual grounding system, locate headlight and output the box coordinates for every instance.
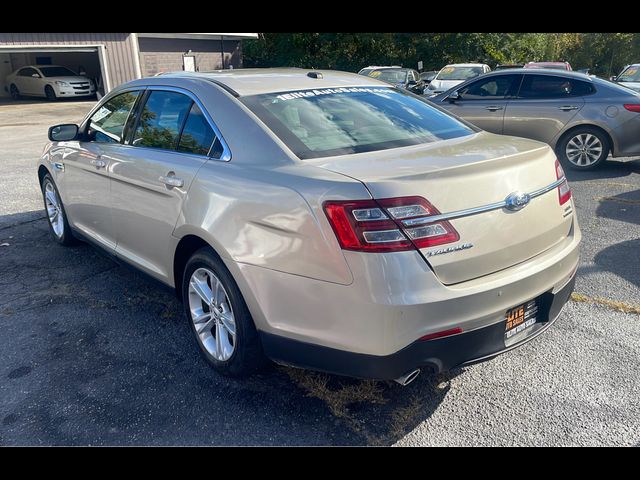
[55,81,70,87]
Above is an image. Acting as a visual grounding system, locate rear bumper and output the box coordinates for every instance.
[261,272,575,380]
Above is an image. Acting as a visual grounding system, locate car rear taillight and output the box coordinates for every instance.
[623,104,640,113]
[555,160,572,205]
[323,196,460,253]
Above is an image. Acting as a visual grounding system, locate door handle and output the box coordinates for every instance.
[90,159,106,168]
[159,174,184,188]
[559,105,579,111]
[485,105,504,111]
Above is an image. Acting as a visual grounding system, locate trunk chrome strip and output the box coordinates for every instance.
[401,177,567,227]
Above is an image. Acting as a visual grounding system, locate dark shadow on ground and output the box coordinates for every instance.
[595,188,640,226]
[0,212,458,445]
[593,238,640,289]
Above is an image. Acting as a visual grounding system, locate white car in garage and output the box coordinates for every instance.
[6,65,95,101]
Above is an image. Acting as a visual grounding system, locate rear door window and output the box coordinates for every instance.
[132,91,193,150]
[19,67,38,77]
[177,103,216,156]
[517,75,594,98]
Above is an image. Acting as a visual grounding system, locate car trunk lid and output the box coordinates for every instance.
[311,132,574,284]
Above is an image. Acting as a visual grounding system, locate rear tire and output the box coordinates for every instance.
[41,173,77,246]
[44,85,57,101]
[557,126,609,170]
[182,247,268,377]
[9,84,20,100]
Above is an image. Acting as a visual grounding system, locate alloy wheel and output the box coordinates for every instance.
[565,133,603,167]
[44,180,64,238]
[188,267,237,361]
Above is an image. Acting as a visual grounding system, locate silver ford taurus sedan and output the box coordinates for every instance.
[38,69,580,385]
[430,69,640,170]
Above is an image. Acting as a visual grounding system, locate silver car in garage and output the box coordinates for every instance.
[39,69,580,384]
[431,69,640,170]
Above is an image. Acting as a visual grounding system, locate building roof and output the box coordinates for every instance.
[137,33,258,40]
[161,68,388,96]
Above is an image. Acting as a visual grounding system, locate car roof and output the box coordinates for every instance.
[526,61,568,65]
[154,68,390,97]
[371,67,410,71]
[442,63,488,67]
[479,68,592,80]
[361,66,401,69]
[27,65,68,68]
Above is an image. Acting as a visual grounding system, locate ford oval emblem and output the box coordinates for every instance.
[504,192,531,211]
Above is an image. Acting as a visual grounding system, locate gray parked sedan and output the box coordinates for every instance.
[430,69,640,170]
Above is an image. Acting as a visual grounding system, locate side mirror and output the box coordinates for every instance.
[610,76,617,82]
[447,91,460,102]
[49,124,79,142]
[407,80,417,86]
[31,73,41,78]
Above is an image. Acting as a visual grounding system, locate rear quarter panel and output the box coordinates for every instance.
[174,161,370,286]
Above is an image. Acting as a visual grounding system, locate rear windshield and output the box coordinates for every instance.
[368,69,407,84]
[437,66,484,81]
[39,66,78,77]
[240,87,474,160]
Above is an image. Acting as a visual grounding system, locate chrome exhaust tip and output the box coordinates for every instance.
[394,369,421,386]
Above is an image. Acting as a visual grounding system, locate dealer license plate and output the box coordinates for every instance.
[504,299,539,340]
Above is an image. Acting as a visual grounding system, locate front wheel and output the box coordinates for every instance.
[557,127,609,170]
[41,173,77,246]
[182,247,268,377]
[44,85,57,101]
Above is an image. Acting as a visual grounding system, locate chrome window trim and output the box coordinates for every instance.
[401,177,567,227]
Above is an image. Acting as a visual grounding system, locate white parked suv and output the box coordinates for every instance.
[425,63,491,97]
[6,65,96,101]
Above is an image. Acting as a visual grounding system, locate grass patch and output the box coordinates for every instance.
[597,196,640,205]
[571,292,640,315]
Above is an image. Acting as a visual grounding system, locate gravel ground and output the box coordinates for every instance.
[0,99,639,446]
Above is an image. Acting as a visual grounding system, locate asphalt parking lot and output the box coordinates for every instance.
[0,99,639,446]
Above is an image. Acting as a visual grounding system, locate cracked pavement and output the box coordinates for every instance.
[1,99,639,446]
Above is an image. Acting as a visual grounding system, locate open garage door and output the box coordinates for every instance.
[0,45,109,99]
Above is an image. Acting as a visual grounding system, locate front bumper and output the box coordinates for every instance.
[261,272,575,380]
[54,85,96,97]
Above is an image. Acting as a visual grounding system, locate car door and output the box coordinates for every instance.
[441,74,521,134]
[109,87,221,283]
[17,67,40,95]
[502,74,585,144]
[60,89,142,251]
